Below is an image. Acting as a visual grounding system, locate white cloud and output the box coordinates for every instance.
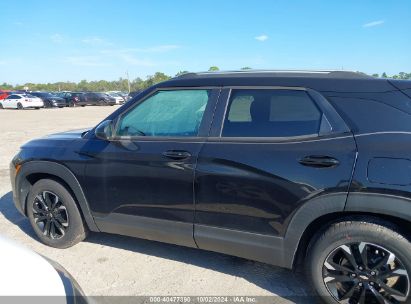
[119,54,156,66]
[82,36,112,46]
[255,34,268,42]
[65,56,110,67]
[363,20,384,28]
[50,33,64,43]
[101,45,181,54]
[141,45,180,52]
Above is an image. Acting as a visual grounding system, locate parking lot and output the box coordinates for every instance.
[0,106,311,301]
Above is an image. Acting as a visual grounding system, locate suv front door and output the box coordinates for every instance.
[81,88,220,247]
[194,87,357,264]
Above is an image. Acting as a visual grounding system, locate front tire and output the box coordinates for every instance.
[27,179,87,248]
[17,102,23,109]
[306,218,411,304]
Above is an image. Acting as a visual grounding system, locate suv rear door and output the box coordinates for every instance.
[194,87,357,263]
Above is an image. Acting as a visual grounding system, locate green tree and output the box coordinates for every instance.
[381,72,388,78]
[143,72,171,88]
[175,71,190,76]
[208,66,220,72]
[397,72,411,80]
[371,73,379,78]
[241,67,252,70]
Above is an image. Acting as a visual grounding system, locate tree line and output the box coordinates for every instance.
[1,67,410,92]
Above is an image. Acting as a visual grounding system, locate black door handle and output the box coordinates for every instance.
[299,155,339,168]
[162,150,192,160]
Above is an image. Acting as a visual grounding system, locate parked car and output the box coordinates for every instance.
[30,92,67,108]
[80,92,116,106]
[118,92,132,102]
[106,91,131,102]
[0,90,10,101]
[0,236,86,301]
[129,90,142,99]
[57,92,85,107]
[10,70,411,304]
[0,93,43,109]
[105,92,125,104]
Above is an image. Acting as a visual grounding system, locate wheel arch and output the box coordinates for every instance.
[287,192,411,270]
[17,161,99,231]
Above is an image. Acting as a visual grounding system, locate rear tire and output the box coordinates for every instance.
[306,217,411,304]
[27,179,87,248]
[0,103,3,109]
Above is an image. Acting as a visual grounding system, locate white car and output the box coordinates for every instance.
[0,93,44,109]
[0,236,86,302]
[105,92,125,105]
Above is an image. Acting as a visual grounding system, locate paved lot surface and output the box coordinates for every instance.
[0,106,312,302]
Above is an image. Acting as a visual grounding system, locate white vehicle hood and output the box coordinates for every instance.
[0,236,67,297]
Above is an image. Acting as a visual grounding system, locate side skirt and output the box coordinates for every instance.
[94,213,288,267]
[94,213,197,248]
[194,224,287,267]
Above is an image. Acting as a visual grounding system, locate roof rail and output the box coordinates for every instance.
[175,69,371,79]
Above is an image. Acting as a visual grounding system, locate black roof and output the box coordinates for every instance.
[158,70,402,93]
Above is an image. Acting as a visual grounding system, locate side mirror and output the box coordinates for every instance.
[95,120,114,140]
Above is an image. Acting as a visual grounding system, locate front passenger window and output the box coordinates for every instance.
[117,89,211,137]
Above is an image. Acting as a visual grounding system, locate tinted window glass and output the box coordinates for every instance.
[7,95,16,99]
[222,89,321,137]
[118,89,210,137]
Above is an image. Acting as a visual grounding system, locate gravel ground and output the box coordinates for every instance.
[0,106,313,302]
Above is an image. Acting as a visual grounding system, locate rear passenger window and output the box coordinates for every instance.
[222,89,321,137]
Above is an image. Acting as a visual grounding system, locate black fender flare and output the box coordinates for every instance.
[281,191,411,268]
[16,161,99,232]
[344,192,411,223]
[281,192,347,268]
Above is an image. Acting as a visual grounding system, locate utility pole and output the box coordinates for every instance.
[126,70,131,93]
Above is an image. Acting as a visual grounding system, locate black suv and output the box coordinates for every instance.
[30,92,67,108]
[80,92,116,106]
[10,71,411,303]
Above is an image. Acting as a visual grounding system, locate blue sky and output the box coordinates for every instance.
[1,0,410,84]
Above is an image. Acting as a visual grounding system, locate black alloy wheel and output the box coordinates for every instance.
[323,242,410,303]
[32,191,69,239]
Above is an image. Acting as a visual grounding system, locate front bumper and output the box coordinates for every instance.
[51,100,67,107]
